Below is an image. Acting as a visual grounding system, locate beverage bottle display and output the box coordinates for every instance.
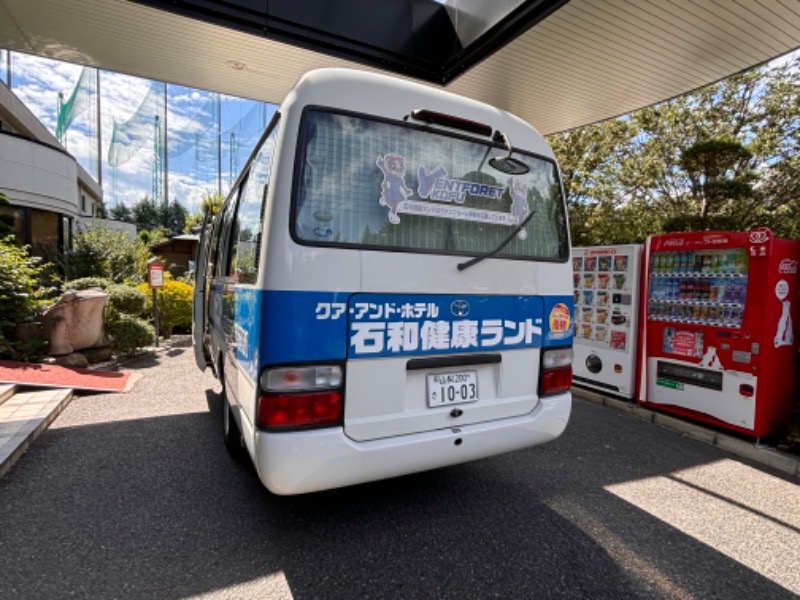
[649,246,748,326]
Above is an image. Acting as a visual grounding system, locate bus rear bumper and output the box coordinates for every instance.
[253,393,571,495]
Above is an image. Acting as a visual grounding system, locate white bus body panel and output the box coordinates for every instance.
[254,393,571,495]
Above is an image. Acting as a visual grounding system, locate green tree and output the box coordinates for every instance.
[184,211,204,233]
[200,191,224,216]
[109,201,132,223]
[163,199,187,237]
[137,228,168,247]
[548,53,800,244]
[131,196,160,231]
[185,191,224,233]
[63,222,151,284]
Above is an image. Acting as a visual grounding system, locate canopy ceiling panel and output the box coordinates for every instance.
[0,0,797,134]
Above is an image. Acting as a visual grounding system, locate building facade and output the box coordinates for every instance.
[0,80,102,262]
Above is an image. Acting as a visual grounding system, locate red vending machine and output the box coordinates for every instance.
[637,228,800,437]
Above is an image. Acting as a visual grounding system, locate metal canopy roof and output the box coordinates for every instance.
[0,0,798,135]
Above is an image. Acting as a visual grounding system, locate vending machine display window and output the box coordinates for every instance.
[648,248,748,329]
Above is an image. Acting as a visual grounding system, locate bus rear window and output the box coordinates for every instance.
[293,110,568,260]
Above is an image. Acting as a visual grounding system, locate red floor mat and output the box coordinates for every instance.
[0,360,130,393]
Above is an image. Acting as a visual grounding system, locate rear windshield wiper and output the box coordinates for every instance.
[457,210,536,271]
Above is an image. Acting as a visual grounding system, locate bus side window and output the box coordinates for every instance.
[216,190,241,279]
[231,128,277,284]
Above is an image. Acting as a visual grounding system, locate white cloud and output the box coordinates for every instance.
[9,51,271,214]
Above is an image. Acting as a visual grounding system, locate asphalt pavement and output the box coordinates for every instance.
[0,337,798,599]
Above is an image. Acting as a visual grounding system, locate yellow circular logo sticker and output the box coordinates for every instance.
[549,303,571,334]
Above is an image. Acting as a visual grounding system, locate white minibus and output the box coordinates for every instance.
[193,68,573,495]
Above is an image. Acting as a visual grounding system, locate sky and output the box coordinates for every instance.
[2,46,796,216]
[2,50,274,215]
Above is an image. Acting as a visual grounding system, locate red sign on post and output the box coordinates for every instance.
[147,258,164,289]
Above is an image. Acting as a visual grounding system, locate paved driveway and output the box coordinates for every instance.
[1,338,798,599]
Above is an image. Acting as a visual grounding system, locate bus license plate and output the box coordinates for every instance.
[426,371,478,407]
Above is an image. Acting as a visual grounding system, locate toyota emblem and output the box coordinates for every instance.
[450,299,470,317]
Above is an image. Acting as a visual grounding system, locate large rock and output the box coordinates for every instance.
[41,288,110,356]
[47,352,90,369]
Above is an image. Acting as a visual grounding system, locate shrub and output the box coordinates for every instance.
[106,314,155,356]
[63,277,112,291]
[107,284,146,316]
[0,236,49,359]
[137,277,193,337]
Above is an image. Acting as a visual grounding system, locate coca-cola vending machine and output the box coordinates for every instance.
[572,245,643,398]
[637,228,800,437]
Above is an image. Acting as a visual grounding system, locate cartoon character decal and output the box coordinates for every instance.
[376,153,412,224]
[699,346,724,370]
[508,177,530,240]
[376,154,531,233]
[774,279,794,348]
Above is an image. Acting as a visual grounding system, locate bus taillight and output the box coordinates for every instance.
[258,364,344,429]
[540,348,573,397]
[258,391,342,429]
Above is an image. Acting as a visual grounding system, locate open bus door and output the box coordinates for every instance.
[193,210,213,371]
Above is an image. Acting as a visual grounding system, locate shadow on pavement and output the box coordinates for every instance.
[0,389,796,599]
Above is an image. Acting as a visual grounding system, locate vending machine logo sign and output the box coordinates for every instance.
[748,228,771,244]
[779,259,798,274]
[662,239,685,248]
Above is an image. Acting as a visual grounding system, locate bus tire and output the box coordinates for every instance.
[221,369,246,460]
[223,393,246,459]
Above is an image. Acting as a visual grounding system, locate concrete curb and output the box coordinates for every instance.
[571,386,800,479]
[0,388,74,478]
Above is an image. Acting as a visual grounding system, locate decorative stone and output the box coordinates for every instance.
[50,352,90,369]
[82,346,114,364]
[41,288,110,356]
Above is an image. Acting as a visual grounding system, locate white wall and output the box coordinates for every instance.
[0,133,79,217]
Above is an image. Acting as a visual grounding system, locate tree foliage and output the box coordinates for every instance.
[127,195,188,238]
[0,235,47,326]
[63,222,151,284]
[0,235,49,359]
[163,199,187,237]
[548,53,800,245]
[131,196,161,232]
[109,202,132,223]
[200,192,225,216]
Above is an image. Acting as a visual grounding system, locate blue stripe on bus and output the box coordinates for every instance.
[234,289,574,378]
